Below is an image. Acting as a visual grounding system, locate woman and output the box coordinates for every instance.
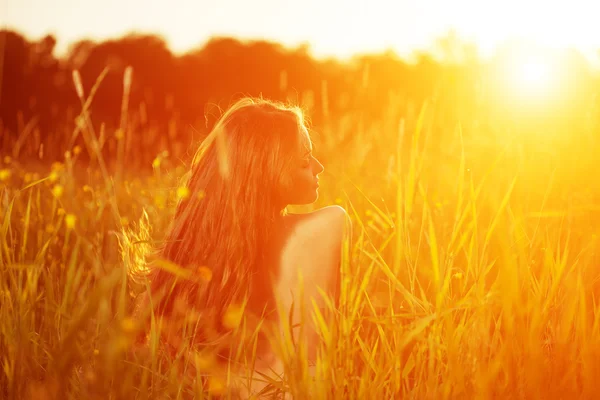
[133,97,351,397]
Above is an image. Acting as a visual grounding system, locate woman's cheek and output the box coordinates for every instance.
[278,170,294,189]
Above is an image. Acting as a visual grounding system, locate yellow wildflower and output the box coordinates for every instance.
[51,185,64,198]
[0,169,10,182]
[176,186,190,200]
[65,214,76,229]
[48,171,59,182]
[222,304,244,330]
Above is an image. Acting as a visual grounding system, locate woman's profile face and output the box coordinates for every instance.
[282,126,324,205]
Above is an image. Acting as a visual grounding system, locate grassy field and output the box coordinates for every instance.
[2,68,600,399]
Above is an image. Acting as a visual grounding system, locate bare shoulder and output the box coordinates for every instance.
[285,205,351,238]
[275,206,350,303]
[277,205,351,272]
[314,205,351,224]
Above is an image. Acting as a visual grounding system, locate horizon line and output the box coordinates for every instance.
[4,25,600,70]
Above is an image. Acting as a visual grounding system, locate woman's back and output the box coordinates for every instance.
[273,205,348,331]
[238,205,350,397]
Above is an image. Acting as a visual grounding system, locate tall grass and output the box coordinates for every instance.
[1,66,600,399]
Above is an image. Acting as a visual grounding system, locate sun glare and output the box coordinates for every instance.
[491,45,569,107]
[518,58,551,88]
[508,55,557,99]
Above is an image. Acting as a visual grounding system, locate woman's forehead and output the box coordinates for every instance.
[298,126,312,151]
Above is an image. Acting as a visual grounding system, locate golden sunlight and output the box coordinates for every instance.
[489,44,572,109]
[507,53,557,99]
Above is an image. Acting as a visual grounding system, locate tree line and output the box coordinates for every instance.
[1,29,596,165]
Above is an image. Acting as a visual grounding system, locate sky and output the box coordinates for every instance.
[3,0,600,64]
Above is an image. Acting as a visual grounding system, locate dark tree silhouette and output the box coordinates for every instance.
[2,28,594,169]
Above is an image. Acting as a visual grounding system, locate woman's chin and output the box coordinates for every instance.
[286,185,321,205]
[291,192,319,205]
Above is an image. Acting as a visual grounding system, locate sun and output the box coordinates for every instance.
[516,58,551,89]
[508,55,555,97]
[490,45,567,107]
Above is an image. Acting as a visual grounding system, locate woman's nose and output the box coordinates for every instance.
[314,158,324,174]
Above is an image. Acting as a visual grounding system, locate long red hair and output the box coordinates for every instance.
[148,97,305,332]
